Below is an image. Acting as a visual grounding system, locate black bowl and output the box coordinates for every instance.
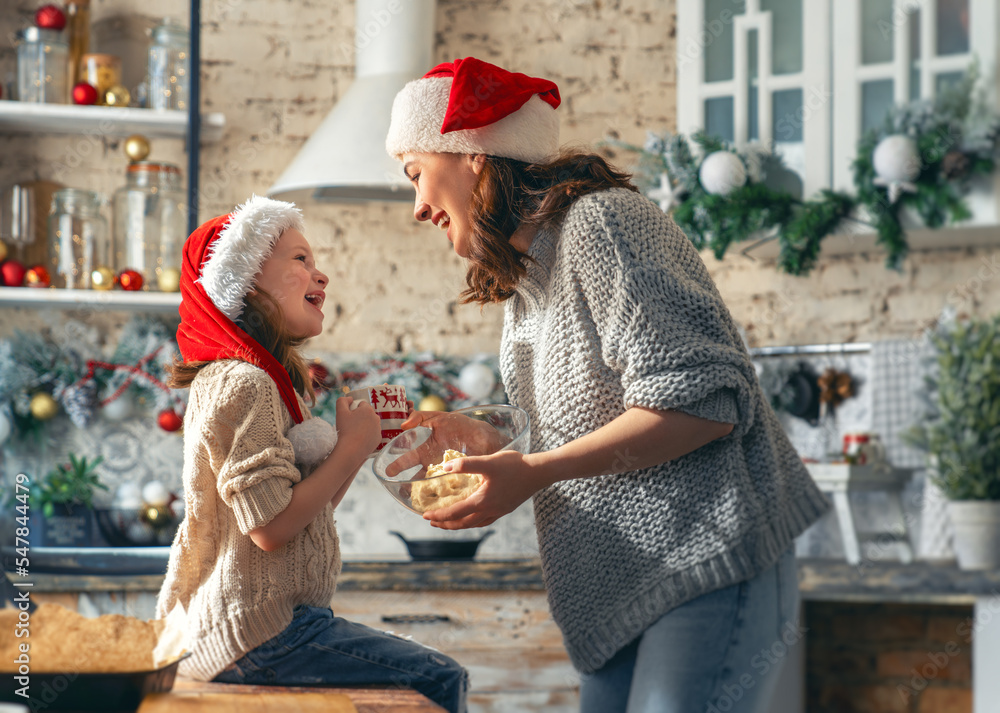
[0,652,190,712]
[390,530,494,561]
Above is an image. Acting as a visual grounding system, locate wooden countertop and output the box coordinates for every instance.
[138,679,446,713]
[17,558,547,593]
[14,557,1000,605]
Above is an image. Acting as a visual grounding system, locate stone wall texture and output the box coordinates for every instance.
[2,0,1000,351]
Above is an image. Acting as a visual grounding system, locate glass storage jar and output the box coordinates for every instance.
[79,53,121,105]
[47,189,110,289]
[16,27,68,104]
[112,162,185,291]
[148,19,189,111]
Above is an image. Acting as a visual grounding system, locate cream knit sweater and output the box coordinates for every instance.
[155,360,340,681]
[502,187,830,674]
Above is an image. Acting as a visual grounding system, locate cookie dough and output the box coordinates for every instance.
[0,603,165,673]
[410,449,483,513]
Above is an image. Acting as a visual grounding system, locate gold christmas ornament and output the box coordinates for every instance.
[418,394,448,412]
[157,267,181,292]
[140,504,173,528]
[0,242,7,262]
[91,266,116,290]
[124,134,151,162]
[30,393,59,421]
[104,85,131,107]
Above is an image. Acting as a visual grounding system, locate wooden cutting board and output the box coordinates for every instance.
[138,691,359,712]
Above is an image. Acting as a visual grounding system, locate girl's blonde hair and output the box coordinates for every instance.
[168,288,316,403]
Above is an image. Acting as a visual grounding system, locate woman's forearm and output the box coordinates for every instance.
[527,407,733,488]
[249,442,368,551]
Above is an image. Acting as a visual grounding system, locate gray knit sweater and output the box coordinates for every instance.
[500,187,830,674]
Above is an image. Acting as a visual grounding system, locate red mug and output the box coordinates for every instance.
[347,384,407,453]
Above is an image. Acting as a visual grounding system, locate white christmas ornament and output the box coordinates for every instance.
[115,482,143,509]
[142,480,171,507]
[102,396,133,422]
[872,134,920,203]
[699,151,747,196]
[286,417,339,465]
[647,172,681,212]
[458,362,497,401]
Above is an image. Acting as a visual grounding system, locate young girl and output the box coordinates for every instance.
[156,195,467,712]
[385,58,829,713]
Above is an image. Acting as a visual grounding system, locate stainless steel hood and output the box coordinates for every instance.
[267,0,435,203]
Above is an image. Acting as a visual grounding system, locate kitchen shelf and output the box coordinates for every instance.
[0,286,180,313]
[0,101,225,142]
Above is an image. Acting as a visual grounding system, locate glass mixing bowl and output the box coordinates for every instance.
[371,404,530,515]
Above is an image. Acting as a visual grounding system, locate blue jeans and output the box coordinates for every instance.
[580,547,800,713]
[213,605,468,713]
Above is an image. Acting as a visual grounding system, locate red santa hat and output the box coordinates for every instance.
[176,195,306,424]
[385,57,561,164]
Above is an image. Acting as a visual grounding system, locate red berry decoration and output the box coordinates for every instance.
[1,260,27,287]
[35,4,66,30]
[118,269,144,291]
[24,265,50,288]
[72,82,99,106]
[158,408,183,432]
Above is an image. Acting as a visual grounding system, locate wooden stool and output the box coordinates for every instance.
[806,463,915,565]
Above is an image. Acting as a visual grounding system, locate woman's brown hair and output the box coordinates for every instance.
[168,289,315,403]
[463,150,638,305]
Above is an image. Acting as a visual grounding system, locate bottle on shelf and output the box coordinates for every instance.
[47,188,110,289]
[16,28,69,104]
[112,162,185,292]
[65,0,91,93]
[148,19,190,111]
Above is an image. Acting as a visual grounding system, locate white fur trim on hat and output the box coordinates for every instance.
[198,194,304,322]
[385,76,559,164]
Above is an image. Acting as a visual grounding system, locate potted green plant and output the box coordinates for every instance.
[29,454,108,547]
[907,314,1000,569]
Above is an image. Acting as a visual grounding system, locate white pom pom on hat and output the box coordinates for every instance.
[196,194,304,322]
[286,417,339,466]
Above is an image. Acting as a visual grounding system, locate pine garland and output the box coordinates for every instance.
[0,316,185,444]
[609,65,1000,276]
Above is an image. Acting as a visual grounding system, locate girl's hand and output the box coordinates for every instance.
[333,396,380,462]
[421,450,541,530]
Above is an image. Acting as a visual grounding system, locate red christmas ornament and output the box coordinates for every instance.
[309,362,331,392]
[72,82,99,106]
[1,260,27,287]
[118,269,144,291]
[24,265,50,288]
[34,4,66,30]
[157,408,183,432]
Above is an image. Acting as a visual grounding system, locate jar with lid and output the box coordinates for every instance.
[16,28,69,103]
[148,19,189,111]
[47,189,110,289]
[112,162,185,291]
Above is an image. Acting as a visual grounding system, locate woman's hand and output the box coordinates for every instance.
[385,410,508,477]
[421,450,544,530]
[333,396,381,463]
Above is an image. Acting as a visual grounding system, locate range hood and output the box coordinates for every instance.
[267,0,435,203]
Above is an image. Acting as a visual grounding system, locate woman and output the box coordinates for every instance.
[385,57,829,713]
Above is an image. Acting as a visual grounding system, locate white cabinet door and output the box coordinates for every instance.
[677,0,832,199]
[831,0,998,192]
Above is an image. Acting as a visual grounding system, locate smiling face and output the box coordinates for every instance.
[252,228,328,339]
[403,152,484,258]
